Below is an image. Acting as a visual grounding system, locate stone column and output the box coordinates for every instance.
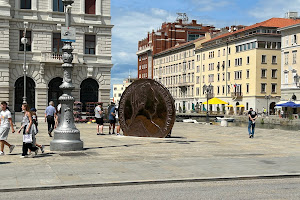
[96,0,102,15]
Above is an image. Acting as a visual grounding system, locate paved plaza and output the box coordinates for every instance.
[0,122,300,190]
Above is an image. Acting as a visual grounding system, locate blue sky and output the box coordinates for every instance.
[110,0,300,95]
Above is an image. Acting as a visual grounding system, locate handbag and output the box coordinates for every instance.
[23,133,33,143]
[30,124,38,135]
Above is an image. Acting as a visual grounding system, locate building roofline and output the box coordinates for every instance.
[195,33,281,52]
[278,23,300,31]
[202,18,300,45]
[153,37,206,57]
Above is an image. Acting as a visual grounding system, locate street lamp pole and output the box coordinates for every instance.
[206,87,209,122]
[265,95,271,116]
[50,0,83,151]
[21,22,28,104]
[204,83,212,123]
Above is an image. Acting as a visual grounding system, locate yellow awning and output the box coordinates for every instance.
[236,105,245,108]
[226,105,233,107]
[203,97,229,105]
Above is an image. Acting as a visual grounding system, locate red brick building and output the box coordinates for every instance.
[136,19,217,79]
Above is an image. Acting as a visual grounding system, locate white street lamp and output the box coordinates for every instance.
[21,22,28,104]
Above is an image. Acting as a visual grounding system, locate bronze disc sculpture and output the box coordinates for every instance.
[119,79,176,138]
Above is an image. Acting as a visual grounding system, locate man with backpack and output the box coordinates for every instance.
[108,102,116,134]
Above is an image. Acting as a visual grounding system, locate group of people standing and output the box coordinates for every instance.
[0,101,44,158]
[94,102,120,136]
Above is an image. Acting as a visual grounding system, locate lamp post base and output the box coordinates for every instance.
[50,139,83,151]
[50,129,83,151]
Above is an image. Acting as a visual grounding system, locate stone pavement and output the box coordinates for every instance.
[0,122,300,190]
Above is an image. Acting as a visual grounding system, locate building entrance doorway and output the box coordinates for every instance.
[80,78,99,111]
[14,77,35,112]
[48,77,63,107]
[270,102,276,115]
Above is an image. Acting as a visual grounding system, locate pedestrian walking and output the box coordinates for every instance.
[95,103,104,135]
[45,101,56,137]
[0,101,15,156]
[115,106,121,136]
[248,108,257,138]
[55,103,61,129]
[19,104,39,158]
[30,108,44,153]
[108,102,116,134]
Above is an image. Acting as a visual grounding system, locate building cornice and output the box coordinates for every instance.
[153,43,194,58]
[196,33,280,52]
[278,23,300,31]
[9,17,113,29]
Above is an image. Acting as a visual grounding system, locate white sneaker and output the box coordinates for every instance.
[0,151,4,156]
[20,155,28,158]
[34,149,39,156]
[28,154,35,158]
[9,145,15,153]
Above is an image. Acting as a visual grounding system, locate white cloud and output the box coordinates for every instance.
[151,8,168,17]
[112,51,137,65]
[112,8,176,66]
[249,0,300,20]
[113,9,176,44]
[190,0,232,12]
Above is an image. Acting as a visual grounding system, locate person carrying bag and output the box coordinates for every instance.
[18,104,38,158]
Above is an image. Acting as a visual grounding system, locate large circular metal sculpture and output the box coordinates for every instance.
[119,79,176,138]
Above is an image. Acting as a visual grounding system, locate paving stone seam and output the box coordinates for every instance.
[1,174,300,193]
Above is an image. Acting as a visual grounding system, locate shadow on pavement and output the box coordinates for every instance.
[83,143,144,150]
[151,140,201,145]
[0,162,11,165]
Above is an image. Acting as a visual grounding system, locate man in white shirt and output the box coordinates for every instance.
[95,103,104,135]
[0,101,15,156]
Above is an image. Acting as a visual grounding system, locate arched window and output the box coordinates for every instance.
[80,78,99,111]
[48,77,63,107]
[14,77,35,112]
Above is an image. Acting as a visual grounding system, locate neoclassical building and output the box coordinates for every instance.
[0,0,113,118]
[279,22,300,101]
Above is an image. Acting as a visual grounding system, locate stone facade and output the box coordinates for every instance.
[279,23,300,101]
[0,0,113,117]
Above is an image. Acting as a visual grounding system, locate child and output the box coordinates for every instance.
[31,108,44,153]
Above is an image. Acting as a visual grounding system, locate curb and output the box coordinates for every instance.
[1,174,300,193]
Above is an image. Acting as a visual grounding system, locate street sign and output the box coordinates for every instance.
[61,27,76,42]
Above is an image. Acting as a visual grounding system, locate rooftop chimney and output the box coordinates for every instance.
[285,11,298,19]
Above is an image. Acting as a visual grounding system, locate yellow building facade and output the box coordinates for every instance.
[153,35,211,112]
[195,19,288,114]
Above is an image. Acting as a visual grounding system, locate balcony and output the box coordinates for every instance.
[40,52,78,63]
[231,92,243,99]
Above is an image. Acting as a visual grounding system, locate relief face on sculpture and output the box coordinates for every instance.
[119,79,176,138]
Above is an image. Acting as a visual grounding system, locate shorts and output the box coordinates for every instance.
[0,127,10,140]
[109,119,116,124]
[96,118,104,125]
[115,118,120,126]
